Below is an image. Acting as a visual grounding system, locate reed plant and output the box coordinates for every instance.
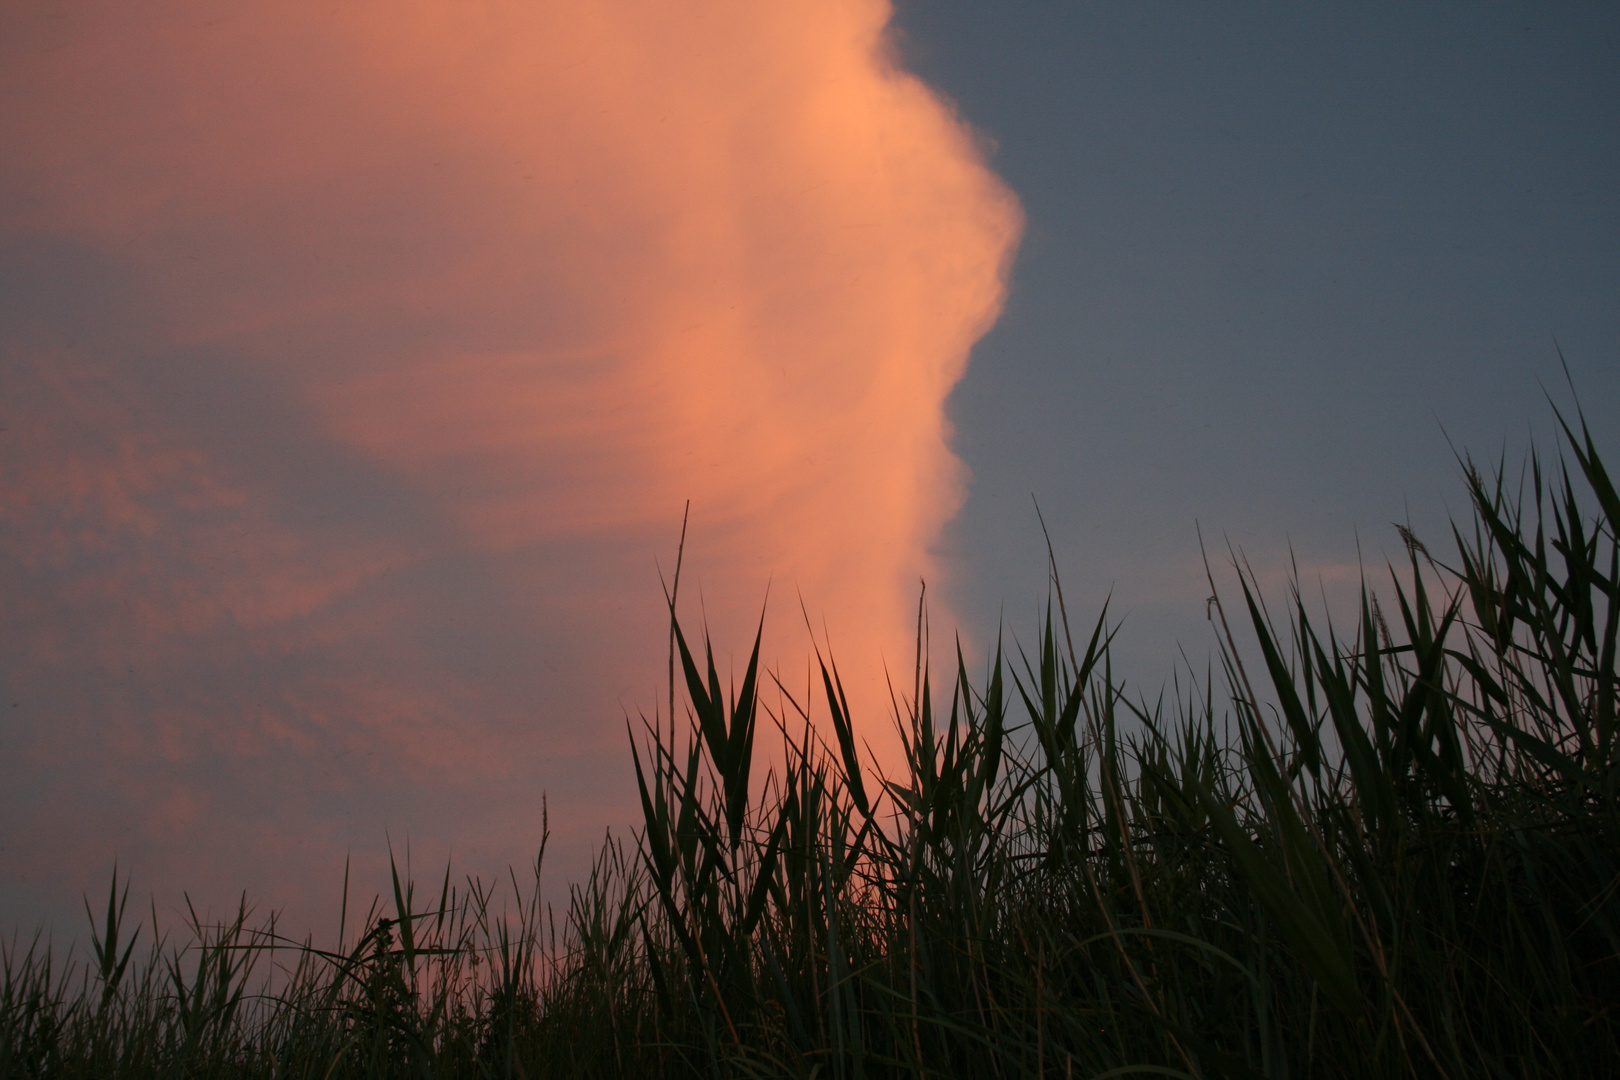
[3,399,1615,1078]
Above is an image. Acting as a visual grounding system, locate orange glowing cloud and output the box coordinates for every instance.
[0,0,1018,932]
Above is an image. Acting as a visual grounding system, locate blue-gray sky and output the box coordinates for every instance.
[2,2,1616,942]
[903,2,1619,684]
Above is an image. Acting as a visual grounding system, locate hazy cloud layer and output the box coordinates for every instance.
[0,1,1019,932]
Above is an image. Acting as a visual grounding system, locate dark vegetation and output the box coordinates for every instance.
[4,400,1617,1077]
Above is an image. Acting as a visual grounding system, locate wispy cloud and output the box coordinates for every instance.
[0,0,1019,933]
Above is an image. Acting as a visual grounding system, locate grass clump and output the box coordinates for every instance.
[3,400,1617,1078]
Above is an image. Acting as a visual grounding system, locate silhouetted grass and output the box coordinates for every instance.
[4,398,1616,1078]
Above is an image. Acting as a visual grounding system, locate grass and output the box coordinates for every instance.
[3,396,1617,1078]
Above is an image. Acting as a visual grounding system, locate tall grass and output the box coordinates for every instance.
[3,400,1616,1078]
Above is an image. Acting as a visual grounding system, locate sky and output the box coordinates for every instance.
[3,2,1617,942]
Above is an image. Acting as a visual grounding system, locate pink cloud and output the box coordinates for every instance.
[0,0,1018,936]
